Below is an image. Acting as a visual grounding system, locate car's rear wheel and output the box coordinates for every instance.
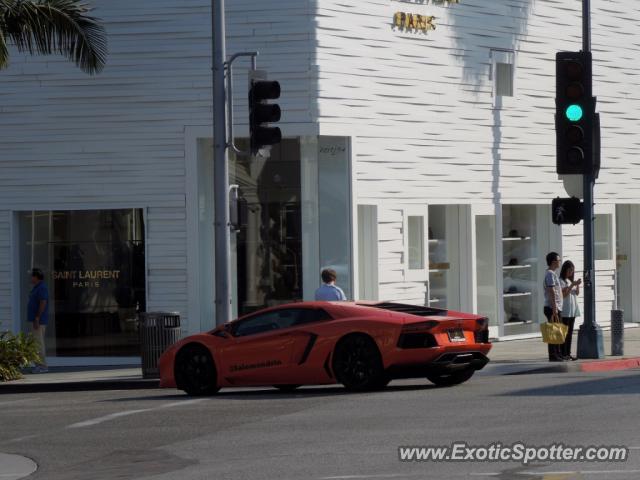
[426,368,475,387]
[273,385,301,392]
[332,334,388,392]
[174,343,220,396]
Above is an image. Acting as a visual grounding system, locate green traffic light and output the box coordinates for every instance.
[565,104,583,122]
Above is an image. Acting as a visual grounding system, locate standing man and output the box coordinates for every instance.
[543,252,564,362]
[28,268,49,373]
[314,268,347,301]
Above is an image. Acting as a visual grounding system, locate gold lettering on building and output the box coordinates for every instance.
[54,269,121,288]
[392,0,460,34]
[394,12,436,32]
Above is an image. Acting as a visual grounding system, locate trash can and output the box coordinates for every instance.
[611,309,624,356]
[139,312,181,379]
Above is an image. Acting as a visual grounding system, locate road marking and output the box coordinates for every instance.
[3,434,41,444]
[520,470,640,476]
[66,398,207,429]
[321,475,422,479]
[0,398,41,407]
[67,408,153,428]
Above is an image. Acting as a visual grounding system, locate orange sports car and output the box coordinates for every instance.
[158,301,492,395]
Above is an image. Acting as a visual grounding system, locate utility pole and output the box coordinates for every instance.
[577,0,604,358]
[212,0,232,325]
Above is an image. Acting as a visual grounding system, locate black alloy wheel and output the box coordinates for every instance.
[174,343,220,396]
[332,334,388,392]
[426,368,475,387]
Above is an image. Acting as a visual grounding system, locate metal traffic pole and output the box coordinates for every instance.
[577,0,605,358]
[212,0,232,325]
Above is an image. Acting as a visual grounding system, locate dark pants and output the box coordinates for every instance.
[561,317,576,358]
[544,307,563,361]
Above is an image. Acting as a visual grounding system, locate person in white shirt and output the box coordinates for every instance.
[314,268,347,301]
[559,260,581,361]
[543,252,564,361]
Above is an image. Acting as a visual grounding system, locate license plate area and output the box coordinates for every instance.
[447,328,466,343]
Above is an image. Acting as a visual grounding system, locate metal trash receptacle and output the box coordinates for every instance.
[611,309,624,356]
[139,312,181,379]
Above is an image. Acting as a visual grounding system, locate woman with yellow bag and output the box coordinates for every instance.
[542,252,565,362]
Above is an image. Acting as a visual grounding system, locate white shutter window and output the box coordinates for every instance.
[491,50,515,100]
[496,62,514,97]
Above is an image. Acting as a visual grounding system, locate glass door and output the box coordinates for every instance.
[427,206,461,310]
[616,205,634,322]
[475,214,499,331]
[231,139,303,316]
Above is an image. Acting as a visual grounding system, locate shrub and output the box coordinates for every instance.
[0,331,41,381]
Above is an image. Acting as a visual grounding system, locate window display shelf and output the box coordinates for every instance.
[504,320,534,326]
[502,264,532,270]
[503,291,532,298]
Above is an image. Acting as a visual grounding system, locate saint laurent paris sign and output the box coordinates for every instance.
[393,0,460,34]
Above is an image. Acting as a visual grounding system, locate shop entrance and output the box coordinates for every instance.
[616,204,639,323]
[18,209,146,359]
[231,139,303,316]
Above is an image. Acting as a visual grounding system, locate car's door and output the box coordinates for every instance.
[218,308,329,385]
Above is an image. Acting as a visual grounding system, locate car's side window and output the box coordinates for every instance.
[233,311,282,337]
[232,308,332,337]
[292,308,332,326]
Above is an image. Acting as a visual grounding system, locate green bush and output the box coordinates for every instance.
[0,331,41,381]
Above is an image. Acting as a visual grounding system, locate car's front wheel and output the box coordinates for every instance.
[174,343,220,396]
[332,334,388,392]
[426,368,475,387]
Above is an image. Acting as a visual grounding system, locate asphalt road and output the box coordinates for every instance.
[1,368,640,480]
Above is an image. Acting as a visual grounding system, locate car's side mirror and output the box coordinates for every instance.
[212,325,232,338]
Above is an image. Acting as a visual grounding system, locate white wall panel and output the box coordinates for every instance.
[0,0,315,332]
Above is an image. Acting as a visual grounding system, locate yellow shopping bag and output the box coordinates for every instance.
[540,314,568,345]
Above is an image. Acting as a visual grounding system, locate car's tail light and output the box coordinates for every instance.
[474,317,490,343]
[401,320,439,333]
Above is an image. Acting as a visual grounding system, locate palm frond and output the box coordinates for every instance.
[0,25,8,69]
[1,0,107,74]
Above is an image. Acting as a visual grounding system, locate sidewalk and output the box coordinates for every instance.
[0,366,158,393]
[487,324,640,374]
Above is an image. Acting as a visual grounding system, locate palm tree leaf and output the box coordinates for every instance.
[0,25,8,69]
[1,0,107,74]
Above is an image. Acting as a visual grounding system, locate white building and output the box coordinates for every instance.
[1,0,639,365]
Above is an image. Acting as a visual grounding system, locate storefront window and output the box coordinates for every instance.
[408,216,425,270]
[231,139,303,315]
[501,205,546,336]
[595,214,614,261]
[318,136,353,299]
[475,214,499,327]
[403,206,428,282]
[19,209,146,357]
[428,205,462,310]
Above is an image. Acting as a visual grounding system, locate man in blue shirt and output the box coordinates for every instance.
[314,268,347,301]
[28,268,49,373]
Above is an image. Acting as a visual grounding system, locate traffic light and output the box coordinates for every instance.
[552,197,583,225]
[556,51,596,176]
[249,77,282,154]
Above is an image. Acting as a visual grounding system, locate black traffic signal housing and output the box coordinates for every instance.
[552,197,583,225]
[556,51,598,176]
[249,78,282,154]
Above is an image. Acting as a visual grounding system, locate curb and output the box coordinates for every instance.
[0,378,159,394]
[503,356,640,375]
[0,453,38,480]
